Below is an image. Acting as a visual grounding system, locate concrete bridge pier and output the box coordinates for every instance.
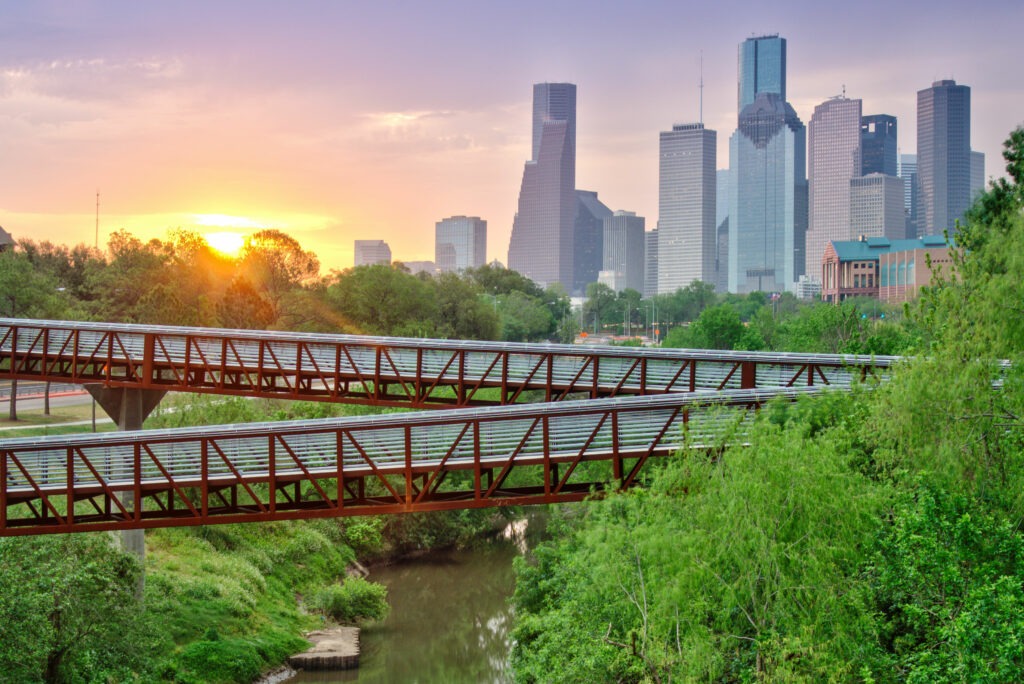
[84,385,167,595]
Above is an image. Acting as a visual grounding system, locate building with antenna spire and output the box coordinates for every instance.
[657,123,716,293]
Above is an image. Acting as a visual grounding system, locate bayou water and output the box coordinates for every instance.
[288,518,540,684]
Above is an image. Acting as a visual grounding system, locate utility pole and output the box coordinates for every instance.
[95,190,100,249]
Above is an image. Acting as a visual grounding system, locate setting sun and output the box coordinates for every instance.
[204,231,246,257]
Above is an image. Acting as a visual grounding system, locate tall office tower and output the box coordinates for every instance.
[715,169,730,293]
[573,190,613,294]
[971,150,986,199]
[657,123,716,294]
[644,228,659,298]
[861,114,898,176]
[435,216,486,273]
[806,96,863,278]
[716,169,730,234]
[899,153,920,238]
[850,174,906,241]
[715,219,729,294]
[601,211,646,293]
[917,79,971,235]
[738,34,786,111]
[729,92,807,294]
[508,83,577,289]
[354,239,391,267]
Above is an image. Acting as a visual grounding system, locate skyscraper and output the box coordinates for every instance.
[971,150,986,199]
[508,83,577,289]
[850,173,906,242]
[435,216,486,273]
[354,240,391,267]
[861,114,898,176]
[729,94,807,293]
[917,79,971,235]
[738,35,786,111]
[644,228,659,299]
[806,96,862,277]
[573,190,613,294]
[899,153,920,238]
[602,211,646,293]
[657,123,716,293]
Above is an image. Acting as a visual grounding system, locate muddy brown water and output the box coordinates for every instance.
[287,517,541,684]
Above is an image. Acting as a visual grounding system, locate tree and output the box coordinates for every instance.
[0,248,66,420]
[430,272,500,340]
[498,291,555,341]
[238,229,321,326]
[325,264,437,336]
[583,282,616,332]
[0,535,153,682]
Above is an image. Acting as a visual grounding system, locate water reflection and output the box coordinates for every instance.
[289,517,541,684]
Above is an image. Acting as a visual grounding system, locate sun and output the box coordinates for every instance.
[204,231,246,258]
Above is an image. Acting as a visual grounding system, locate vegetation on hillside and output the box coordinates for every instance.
[510,128,1024,682]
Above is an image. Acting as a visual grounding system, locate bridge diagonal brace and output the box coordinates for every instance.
[414,421,472,504]
[344,432,405,505]
[72,446,132,520]
[273,435,335,508]
[140,444,201,518]
[554,412,610,494]
[621,406,682,489]
[484,416,542,499]
[208,441,269,514]
[4,453,67,526]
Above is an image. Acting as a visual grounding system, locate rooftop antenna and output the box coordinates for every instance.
[94,190,99,249]
[699,50,704,124]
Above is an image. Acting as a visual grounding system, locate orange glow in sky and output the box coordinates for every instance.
[203,231,245,258]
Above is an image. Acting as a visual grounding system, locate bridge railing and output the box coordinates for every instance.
[0,386,819,534]
[0,319,896,407]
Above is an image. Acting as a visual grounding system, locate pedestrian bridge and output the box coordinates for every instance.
[0,319,893,536]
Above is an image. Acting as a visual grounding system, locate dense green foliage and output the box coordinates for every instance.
[312,577,390,623]
[0,535,151,683]
[512,128,1024,682]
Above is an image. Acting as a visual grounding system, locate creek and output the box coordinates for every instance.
[287,516,543,684]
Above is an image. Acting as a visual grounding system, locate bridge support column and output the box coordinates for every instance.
[84,385,167,596]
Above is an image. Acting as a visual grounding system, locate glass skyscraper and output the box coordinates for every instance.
[573,190,612,294]
[435,216,486,273]
[508,83,577,289]
[861,114,898,176]
[917,80,971,235]
[729,35,806,294]
[657,123,716,294]
[729,94,807,293]
[738,35,786,111]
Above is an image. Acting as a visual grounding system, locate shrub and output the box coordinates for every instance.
[312,577,389,624]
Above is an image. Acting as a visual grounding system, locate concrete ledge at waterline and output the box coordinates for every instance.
[288,626,360,671]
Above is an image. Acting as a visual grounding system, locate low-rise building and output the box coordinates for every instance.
[821,234,953,304]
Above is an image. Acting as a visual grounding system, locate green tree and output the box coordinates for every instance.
[583,282,616,332]
[0,535,153,682]
[325,264,437,335]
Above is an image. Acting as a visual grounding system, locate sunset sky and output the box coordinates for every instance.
[2,1,1022,273]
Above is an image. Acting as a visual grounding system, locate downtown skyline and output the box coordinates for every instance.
[1,1,1022,273]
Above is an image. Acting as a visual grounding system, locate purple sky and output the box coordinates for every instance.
[1,1,1021,272]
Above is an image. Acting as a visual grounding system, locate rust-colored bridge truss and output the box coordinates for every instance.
[0,388,815,535]
[0,319,892,536]
[0,319,894,407]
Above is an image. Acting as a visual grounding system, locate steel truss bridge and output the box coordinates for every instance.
[0,319,895,536]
